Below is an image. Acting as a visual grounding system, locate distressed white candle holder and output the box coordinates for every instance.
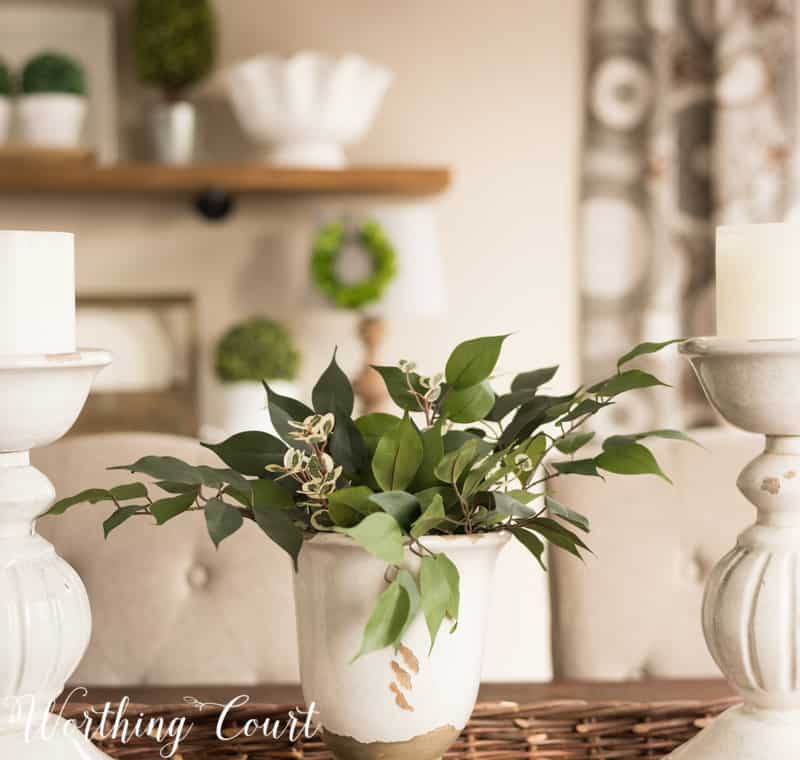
[0,350,111,759]
[672,337,800,759]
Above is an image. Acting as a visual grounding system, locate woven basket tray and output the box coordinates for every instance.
[59,697,741,759]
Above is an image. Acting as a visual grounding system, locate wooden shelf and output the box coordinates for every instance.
[0,162,451,196]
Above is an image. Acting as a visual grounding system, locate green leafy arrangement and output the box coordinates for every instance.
[311,220,397,310]
[0,60,13,97]
[21,53,87,96]
[48,336,691,658]
[215,318,300,383]
[133,0,216,99]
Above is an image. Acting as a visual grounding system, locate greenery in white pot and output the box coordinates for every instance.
[19,52,88,148]
[47,334,690,757]
[215,317,300,435]
[0,59,11,143]
[133,0,216,163]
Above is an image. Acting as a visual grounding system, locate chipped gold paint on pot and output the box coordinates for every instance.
[323,724,459,760]
[293,533,509,760]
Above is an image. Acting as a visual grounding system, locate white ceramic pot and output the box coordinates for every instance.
[149,100,196,165]
[0,97,10,144]
[224,52,394,168]
[295,532,509,760]
[220,379,298,438]
[18,94,87,148]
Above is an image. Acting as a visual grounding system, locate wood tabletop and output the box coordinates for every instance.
[65,679,734,707]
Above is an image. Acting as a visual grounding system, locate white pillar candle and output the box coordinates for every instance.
[0,231,76,355]
[716,223,800,339]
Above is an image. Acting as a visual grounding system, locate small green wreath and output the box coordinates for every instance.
[310,219,397,310]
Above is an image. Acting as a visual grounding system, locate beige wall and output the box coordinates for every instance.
[0,0,585,427]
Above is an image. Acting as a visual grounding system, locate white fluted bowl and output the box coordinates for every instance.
[224,52,394,168]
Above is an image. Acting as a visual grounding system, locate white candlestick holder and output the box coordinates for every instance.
[671,337,800,759]
[0,350,111,759]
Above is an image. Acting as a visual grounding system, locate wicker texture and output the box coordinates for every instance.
[59,698,741,759]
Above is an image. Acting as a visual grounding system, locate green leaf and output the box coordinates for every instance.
[371,366,426,412]
[528,517,591,558]
[110,456,207,483]
[420,555,452,652]
[445,335,509,389]
[155,481,200,495]
[202,431,286,476]
[496,396,554,449]
[395,569,421,642]
[328,485,377,527]
[555,431,596,455]
[552,458,601,477]
[434,438,481,484]
[617,338,684,370]
[510,365,559,392]
[195,466,252,493]
[329,412,368,478]
[335,512,405,564]
[559,398,612,423]
[487,390,534,422]
[410,422,445,491]
[204,498,244,548]
[545,495,590,532]
[595,441,671,482]
[442,430,492,457]
[415,486,458,511]
[438,553,460,621]
[590,369,668,398]
[355,413,402,452]
[510,526,546,570]
[602,429,700,449]
[368,491,421,532]
[441,381,495,423]
[372,414,423,492]
[47,488,115,515]
[411,493,446,538]
[495,490,538,516]
[251,479,295,509]
[150,492,196,525]
[103,506,141,539]
[264,382,314,448]
[462,451,506,496]
[312,349,354,416]
[252,501,304,569]
[352,579,410,660]
[110,482,148,501]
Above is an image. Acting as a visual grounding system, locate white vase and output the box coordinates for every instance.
[294,532,509,760]
[0,97,10,144]
[149,101,196,165]
[220,380,298,438]
[224,52,394,168]
[18,94,87,148]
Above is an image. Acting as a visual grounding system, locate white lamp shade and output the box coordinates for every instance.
[309,203,446,319]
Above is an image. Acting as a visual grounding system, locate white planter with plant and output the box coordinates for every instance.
[215,317,300,438]
[133,0,216,164]
[18,53,88,148]
[49,336,690,760]
[0,60,11,144]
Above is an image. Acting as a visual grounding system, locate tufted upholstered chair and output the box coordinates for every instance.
[547,426,762,680]
[32,433,553,685]
[34,433,300,686]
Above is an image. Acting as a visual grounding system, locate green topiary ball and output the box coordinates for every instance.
[133,0,216,97]
[215,318,300,384]
[21,53,87,96]
[0,60,12,97]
